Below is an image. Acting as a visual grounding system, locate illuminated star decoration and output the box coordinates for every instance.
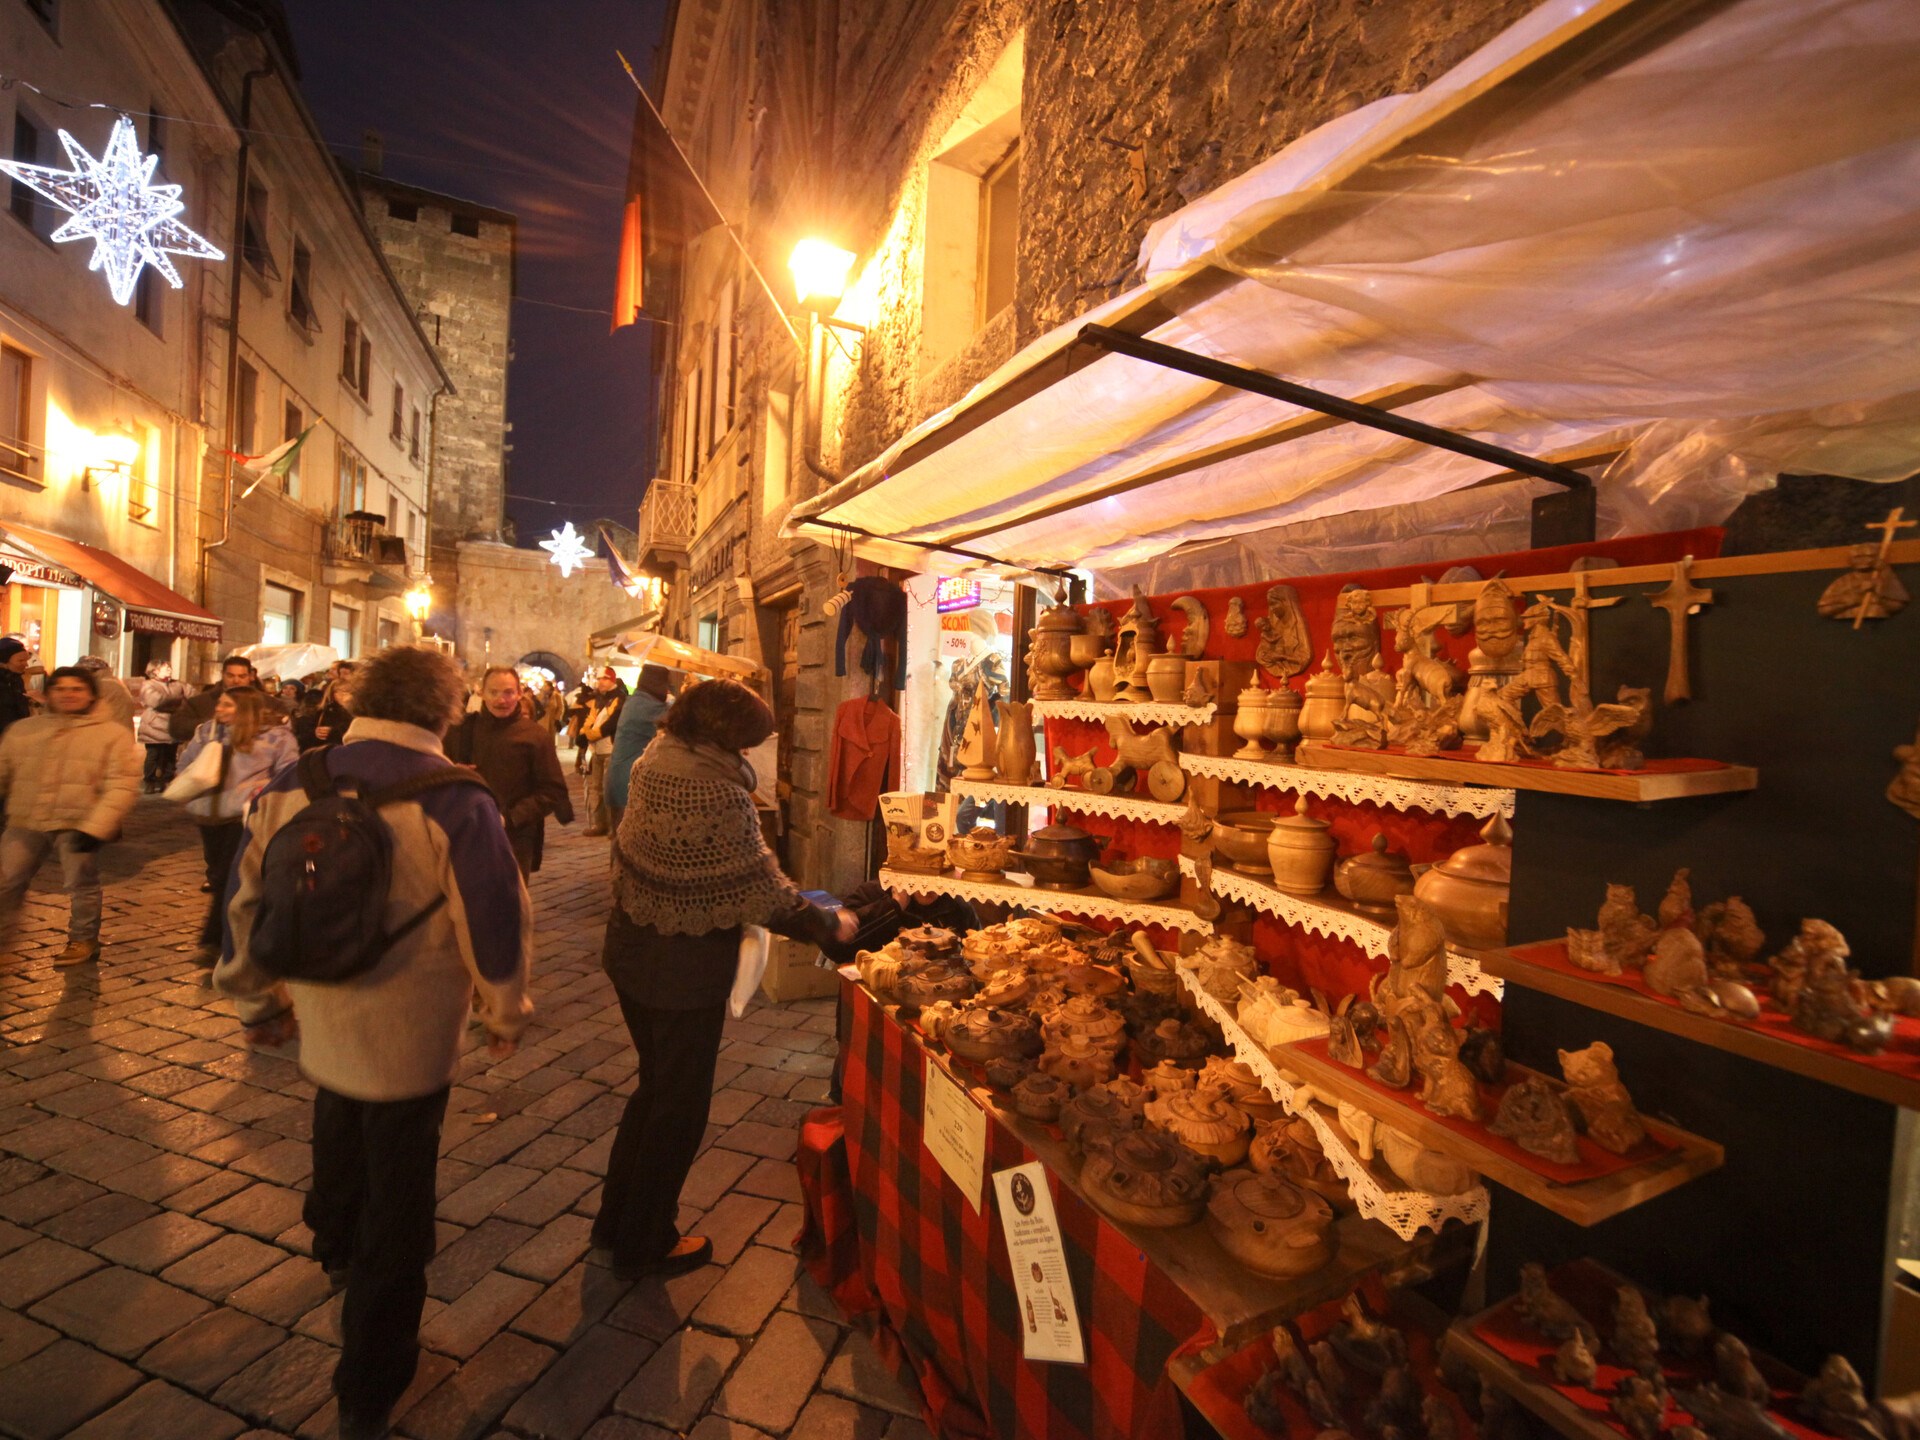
[0,115,225,307]
[540,521,594,578]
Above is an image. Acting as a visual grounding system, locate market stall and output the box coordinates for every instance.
[788,0,1920,1435]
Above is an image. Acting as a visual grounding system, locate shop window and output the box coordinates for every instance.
[697,612,721,652]
[234,360,258,454]
[377,617,398,649]
[241,177,274,275]
[920,34,1023,374]
[329,602,358,658]
[9,112,46,236]
[281,400,305,498]
[387,198,417,223]
[0,344,35,481]
[390,382,405,443]
[288,240,317,334]
[263,582,301,645]
[450,212,480,238]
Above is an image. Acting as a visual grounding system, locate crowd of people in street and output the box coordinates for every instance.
[0,635,868,1440]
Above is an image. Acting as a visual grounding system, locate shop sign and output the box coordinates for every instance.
[690,534,740,590]
[935,578,981,612]
[922,1059,987,1213]
[0,551,83,588]
[127,610,222,642]
[993,1161,1086,1364]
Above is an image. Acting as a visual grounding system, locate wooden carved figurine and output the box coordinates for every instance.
[1678,1385,1792,1440]
[1560,1043,1645,1155]
[1774,920,1890,1054]
[1330,586,1381,680]
[1515,1263,1598,1348]
[1489,1078,1581,1164]
[1890,718,1920,819]
[1553,1332,1599,1387]
[957,684,997,781]
[1612,1286,1662,1377]
[1112,588,1160,702]
[1461,579,1524,740]
[1376,895,1450,1014]
[1255,584,1312,680]
[1049,744,1104,792]
[1567,883,1657,975]
[1225,595,1248,637]
[1367,1017,1413,1088]
[1714,1335,1772,1405]
[1662,1295,1715,1359]
[1102,716,1184,800]
[1650,557,1714,704]
[1384,586,1467,710]
[1170,595,1210,659]
[1818,508,1914,627]
[1801,1355,1880,1440]
[1697,897,1765,975]
[1414,1021,1483,1122]
[1612,1376,1670,1440]
[1644,928,1710,1000]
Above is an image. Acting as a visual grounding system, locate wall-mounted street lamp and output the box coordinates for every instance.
[788,239,856,312]
[404,582,432,625]
[81,428,140,491]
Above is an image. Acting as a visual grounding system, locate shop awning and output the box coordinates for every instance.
[612,630,767,681]
[0,522,223,640]
[789,0,1920,576]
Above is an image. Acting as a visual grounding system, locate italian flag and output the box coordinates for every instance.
[229,424,317,498]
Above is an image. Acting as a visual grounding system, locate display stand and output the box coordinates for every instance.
[953,777,1188,825]
[1181,751,1516,821]
[1293,742,1759,803]
[879,865,1214,933]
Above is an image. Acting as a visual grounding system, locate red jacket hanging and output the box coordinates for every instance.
[827,696,901,822]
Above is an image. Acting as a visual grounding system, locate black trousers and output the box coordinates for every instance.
[198,821,244,948]
[596,996,728,1266]
[305,1084,450,1419]
[143,742,178,789]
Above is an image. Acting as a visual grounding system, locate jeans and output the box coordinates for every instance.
[0,827,102,946]
[583,751,610,833]
[305,1084,450,1420]
[198,821,244,948]
[142,742,178,790]
[595,996,728,1267]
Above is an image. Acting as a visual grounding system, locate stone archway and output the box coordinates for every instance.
[518,649,577,688]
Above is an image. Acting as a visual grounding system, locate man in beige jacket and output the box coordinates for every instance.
[0,666,141,965]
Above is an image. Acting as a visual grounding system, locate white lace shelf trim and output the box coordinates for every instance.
[1179,752,1516,820]
[1176,855,1504,999]
[1178,969,1490,1239]
[1032,698,1218,727]
[952,779,1187,825]
[877,867,1214,933]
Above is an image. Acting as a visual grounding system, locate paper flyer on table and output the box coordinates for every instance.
[993,1161,1086,1365]
[922,1059,987,1212]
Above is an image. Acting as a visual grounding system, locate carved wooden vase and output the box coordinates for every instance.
[994,700,1038,786]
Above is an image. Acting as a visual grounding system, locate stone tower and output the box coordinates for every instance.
[350,168,515,549]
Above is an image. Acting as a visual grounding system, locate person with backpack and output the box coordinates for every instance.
[0,666,140,966]
[176,686,298,967]
[215,645,531,1440]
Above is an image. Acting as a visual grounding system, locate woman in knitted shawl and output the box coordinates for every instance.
[598,678,856,1279]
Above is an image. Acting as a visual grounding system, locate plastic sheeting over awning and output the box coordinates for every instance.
[788,0,1920,577]
[612,630,767,681]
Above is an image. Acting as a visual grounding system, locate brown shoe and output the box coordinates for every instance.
[55,942,100,967]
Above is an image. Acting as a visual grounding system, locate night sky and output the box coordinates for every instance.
[281,0,670,548]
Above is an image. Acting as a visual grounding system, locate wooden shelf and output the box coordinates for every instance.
[1033,696,1218,726]
[1443,1323,1625,1440]
[1275,1042,1724,1227]
[1293,741,1758,803]
[1482,942,1920,1111]
[951,778,1188,824]
[878,866,1213,933]
[930,1042,1463,1352]
[1181,751,1516,821]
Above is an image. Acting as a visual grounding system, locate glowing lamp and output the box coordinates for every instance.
[87,430,141,472]
[788,239,855,311]
[404,583,432,620]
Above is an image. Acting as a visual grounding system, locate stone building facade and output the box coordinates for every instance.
[350,170,515,549]
[641,0,1529,892]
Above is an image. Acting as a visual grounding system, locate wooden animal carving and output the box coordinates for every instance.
[1385,601,1467,710]
[1103,717,1180,771]
[1050,745,1102,789]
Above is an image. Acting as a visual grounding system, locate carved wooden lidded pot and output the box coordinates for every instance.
[1412,813,1513,949]
[1079,1127,1212,1228]
[1205,1168,1336,1277]
[1266,795,1336,896]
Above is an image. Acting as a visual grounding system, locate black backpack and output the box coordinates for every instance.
[250,749,490,984]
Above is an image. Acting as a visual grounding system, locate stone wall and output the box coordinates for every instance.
[353,176,515,547]
[436,541,639,684]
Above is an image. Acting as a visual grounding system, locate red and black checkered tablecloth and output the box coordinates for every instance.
[800,977,1208,1439]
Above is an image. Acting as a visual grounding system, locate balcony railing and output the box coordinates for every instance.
[637,479,695,568]
[324,511,409,570]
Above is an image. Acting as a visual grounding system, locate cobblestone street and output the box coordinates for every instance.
[0,778,923,1440]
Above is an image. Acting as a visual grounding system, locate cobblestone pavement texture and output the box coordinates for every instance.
[0,778,928,1440]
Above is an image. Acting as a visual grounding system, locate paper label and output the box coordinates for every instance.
[922,1060,987,1213]
[992,1161,1086,1365]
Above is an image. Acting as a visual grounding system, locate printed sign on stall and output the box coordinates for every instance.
[922,1059,987,1213]
[992,1161,1086,1365]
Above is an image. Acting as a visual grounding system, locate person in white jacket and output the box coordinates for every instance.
[177,687,298,965]
[0,667,140,965]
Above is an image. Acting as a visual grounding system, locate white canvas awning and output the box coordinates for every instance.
[789,0,1920,577]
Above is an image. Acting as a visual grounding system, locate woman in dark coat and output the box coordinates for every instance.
[595,679,856,1279]
[446,665,574,876]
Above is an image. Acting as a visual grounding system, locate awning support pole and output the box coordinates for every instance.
[798,517,1078,583]
[1076,325,1593,491]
